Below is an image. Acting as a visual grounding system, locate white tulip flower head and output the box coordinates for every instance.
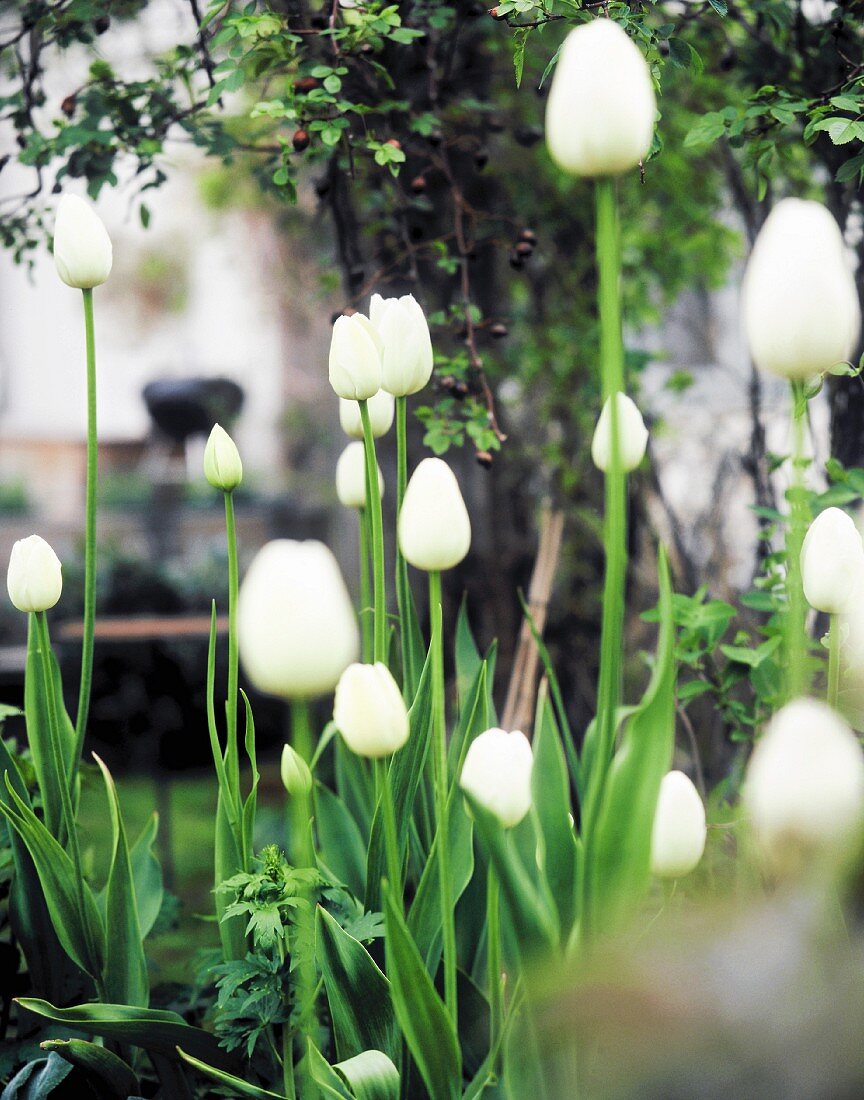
[53,194,113,289]
[460,727,534,829]
[7,535,63,614]
[650,770,707,879]
[398,458,471,572]
[333,662,410,758]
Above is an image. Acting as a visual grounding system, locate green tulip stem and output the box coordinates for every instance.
[429,569,457,1028]
[376,756,402,910]
[828,613,841,711]
[395,395,417,692]
[358,508,374,662]
[583,176,627,838]
[289,698,316,1100]
[36,611,98,982]
[786,382,810,701]
[360,400,387,664]
[72,286,98,788]
[487,864,503,1059]
[224,490,241,797]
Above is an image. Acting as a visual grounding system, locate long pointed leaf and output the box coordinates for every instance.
[129,812,163,940]
[177,1048,287,1098]
[40,1039,139,1099]
[316,782,366,899]
[23,616,73,839]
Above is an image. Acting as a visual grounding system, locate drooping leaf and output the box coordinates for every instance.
[94,755,148,1008]
[383,885,461,1100]
[40,1039,138,1099]
[17,999,238,1070]
[316,907,398,1064]
[176,1048,287,1098]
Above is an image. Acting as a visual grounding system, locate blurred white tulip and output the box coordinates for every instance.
[650,770,707,879]
[336,441,383,509]
[801,507,864,614]
[339,390,395,439]
[591,392,649,473]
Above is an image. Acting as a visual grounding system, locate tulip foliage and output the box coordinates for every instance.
[5,13,864,1100]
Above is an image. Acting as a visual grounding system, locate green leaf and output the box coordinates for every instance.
[176,1048,287,1098]
[18,999,239,1070]
[94,755,148,1008]
[2,1053,73,1098]
[0,777,105,979]
[315,907,398,1064]
[316,782,367,898]
[365,647,433,910]
[448,656,496,775]
[584,547,677,937]
[383,885,461,1100]
[129,812,163,939]
[40,1039,139,1099]
[531,686,579,936]
[334,1050,400,1100]
[307,1042,354,1099]
[215,788,247,962]
[240,690,259,869]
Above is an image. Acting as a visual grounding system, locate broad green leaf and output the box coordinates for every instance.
[177,1048,287,1097]
[24,616,74,839]
[466,796,558,958]
[455,597,483,708]
[129,812,163,939]
[335,1050,400,1100]
[365,648,433,910]
[40,1039,138,1099]
[316,907,398,1063]
[0,778,105,979]
[307,1042,354,1099]
[531,687,579,936]
[448,657,495,776]
[336,737,375,838]
[584,548,677,937]
[18,999,238,1069]
[383,885,461,1100]
[316,782,367,899]
[94,755,148,1008]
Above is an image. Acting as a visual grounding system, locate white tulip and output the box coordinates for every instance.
[238,540,359,699]
[545,19,656,178]
[339,390,395,439]
[590,392,649,473]
[336,442,383,510]
[7,535,63,613]
[203,424,243,493]
[801,507,864,614]
[650,770,707,879]
[743,198,860,381]
[328,313,383,400]
[53,194,113,289]
[459,727,534,828]
[333,662,410,758]
[370,293,434,397]
[398,458,471,572]
[744,698,864,869]
[280,744,313,796]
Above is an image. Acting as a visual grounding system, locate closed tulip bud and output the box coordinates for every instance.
[238,540,359,699]
[53,194,113,289]
[369,293,434,397]
[591,392,649,473]
[329,313,383,400]
[398,458,471,572]
[545,20,656,178]
[743,198,860,381]
[336,442,383,509]
[333,662,410,757]
[7,535,63,613]
[203,423,243,492]
[339,390,395,439]
[280,743,313,796]
[459,727,533,828]
[744,698,864,870]
[801,507,864,614]
[650,771,707,879]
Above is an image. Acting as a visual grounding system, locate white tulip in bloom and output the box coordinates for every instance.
[7,535,63,613]
[328,313,383,400]
[545,19,656,178]
[203,424,243,493]
[801,507,864,614]
[53,194,113,289]
[459,727,534,828]
[335,442,383,510]
[650,770,707,879]
[369,293,435,397]
[280,744,313,796]
[744,698,864,869]
[743,198,860,381]
[237,540,359,698]
[591,392,649,473]
[339,390,395,439]
[398,458,471,572]
[333,662,410,758]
